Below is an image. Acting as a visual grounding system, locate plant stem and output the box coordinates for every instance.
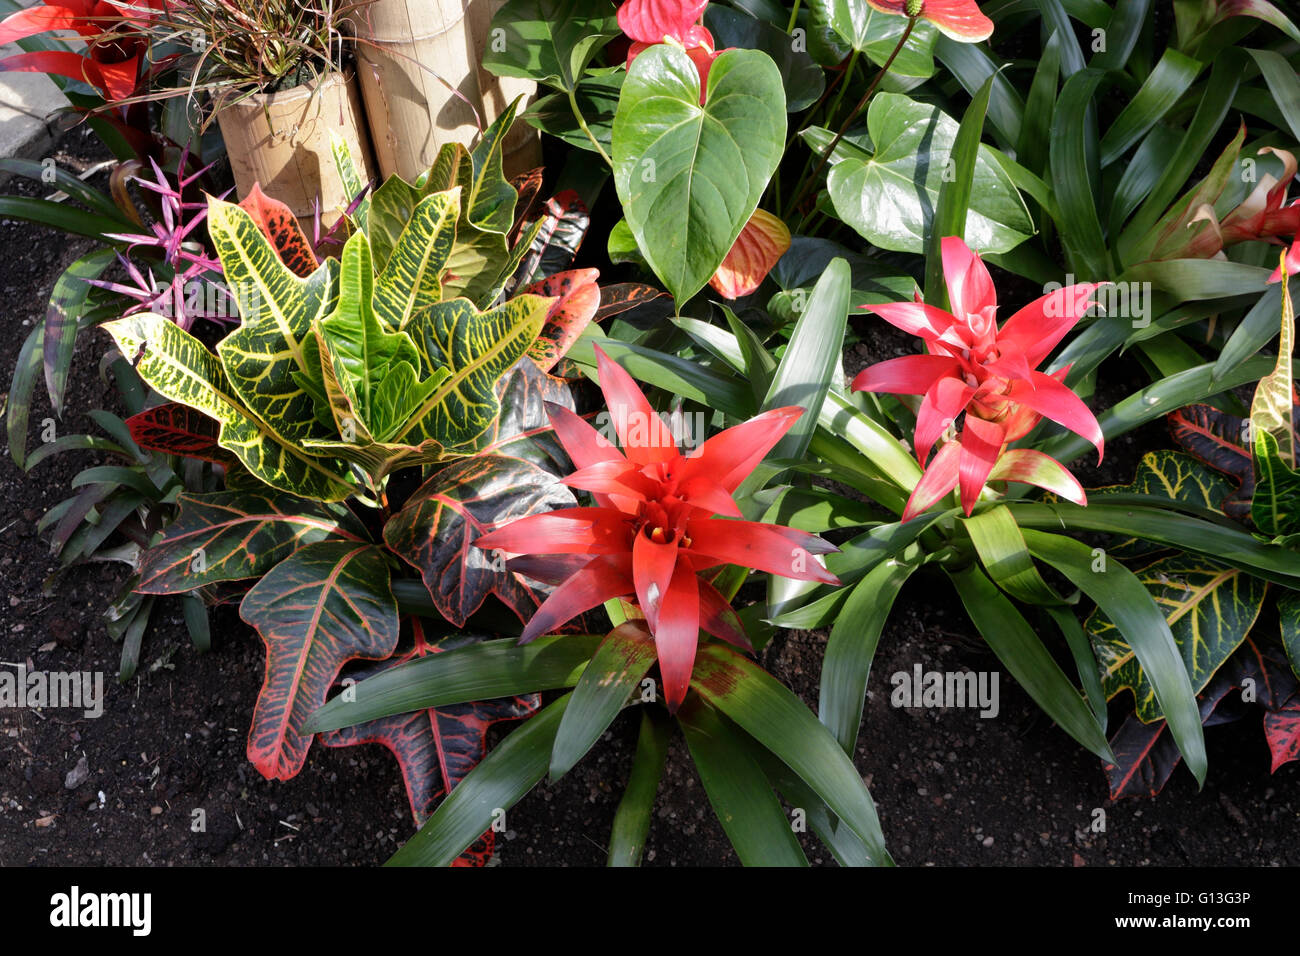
[826,49,860,128]
[786,0,802,34]
[786,18,917,218]
[569,85,613,168]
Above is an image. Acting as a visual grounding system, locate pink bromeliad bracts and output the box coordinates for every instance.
[853,236,1106,520]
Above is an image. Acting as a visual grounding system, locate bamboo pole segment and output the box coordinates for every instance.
[215,71,376,233]
[353,0,542,182]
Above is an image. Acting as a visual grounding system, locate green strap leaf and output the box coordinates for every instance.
[691,644,891,864]
[550,623,659,780]
[1020,529,1206,784]
[607,708,672,867]
[679,698,809,867]
[948,563,1113,763]
[304,634,601,733]
[819,555,916,755]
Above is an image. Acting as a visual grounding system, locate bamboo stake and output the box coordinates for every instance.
[353,0,541,181]
[215,71,376,233]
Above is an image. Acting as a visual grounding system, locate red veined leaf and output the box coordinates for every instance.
[1105,638,1300,798]
[509,166,545,244]
[383,455,577,627]
[320,627,538,865]
[510,190,590,288]
[136,491,369,594]
[522,268,601,372]
[242,541,399,780]
[1168,403,1256,519]
[477,359,581,474]
[592,282,663,322]
[238,182,319,278]
[126,402,227,463]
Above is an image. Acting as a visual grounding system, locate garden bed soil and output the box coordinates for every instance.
[1,129,1295,868]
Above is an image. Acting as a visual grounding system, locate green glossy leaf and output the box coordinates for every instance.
[607,708,671,867]
[1049,69,1108,278]
[482,0,620,92]
[705,5,825,112]
[1099,50,1203,167]
[612,45,786,304]
[42,248,115,418]
[1020,529,1207,784]
[926,73,995,306]
[761,258,850,461]
[819,0,939,78]
[690,644,891,864]
[820,555,915,755]
[7,324,43,469]
[550,623,658,780]
[679,698,809,866]
[304,633,601,733]
[948,564,1112,762]
[828,93,1033,255]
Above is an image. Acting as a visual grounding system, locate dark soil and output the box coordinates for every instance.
[1,129,1295,869]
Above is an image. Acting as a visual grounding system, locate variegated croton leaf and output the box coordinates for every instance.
[367,98,523,307]
[384,454,576,627]
[133,490,369,594]
[126,401,229,464]
[241,540,399,780]
[1106,638,1300,798]
[320,628,538,856]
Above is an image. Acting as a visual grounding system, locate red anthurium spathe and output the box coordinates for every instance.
[865,0,994,42]
[619,0,720,102]
[475,346,839,712]
[709,208,791,299]
[853,236,1103,519]
[618,0,709,43]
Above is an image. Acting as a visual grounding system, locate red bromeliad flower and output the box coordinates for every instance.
[0,1,157,102]
[853,237,1104,519]
[865,0,994,42]
[475,346,839,712]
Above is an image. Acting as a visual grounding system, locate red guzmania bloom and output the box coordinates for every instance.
[0,0,156,102]
[475,345,839,712]
[853,237,1104,519]
[865,0,994,42]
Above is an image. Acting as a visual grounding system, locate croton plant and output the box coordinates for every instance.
[5,0,1300,867]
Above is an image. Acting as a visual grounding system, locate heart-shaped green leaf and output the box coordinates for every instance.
[481,0,620,92]
[612,45,786,305]
[827,92,1033,255]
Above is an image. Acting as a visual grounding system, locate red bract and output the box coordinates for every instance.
[0,1,155,102]
[865,0,994,42]
[619,0,719,103]
[853,236,1103,519]
[618,0,709,44]
[475,346,839,712]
